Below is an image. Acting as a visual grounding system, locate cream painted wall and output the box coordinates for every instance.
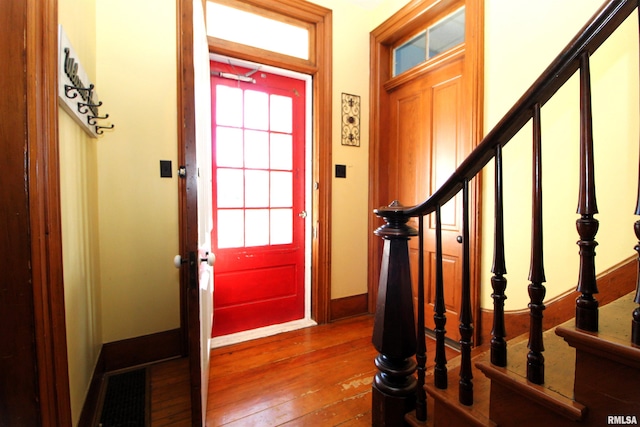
[58,1,102,424]
[96,1,180,342]
[315,0,639,309]
[310,0,409,299]
[482,1,639,310]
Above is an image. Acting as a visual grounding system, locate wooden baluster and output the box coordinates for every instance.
[576,52,600,332]
[527,103,546,385]
[459,180,474,405]
[415,216,427,421]
[372,201,418,425]
[434,205,448,389]
[491,145,508,367]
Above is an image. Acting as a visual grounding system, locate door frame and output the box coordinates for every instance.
[2,0,73,425]
[202,0,333,325]
[368,0,484,341]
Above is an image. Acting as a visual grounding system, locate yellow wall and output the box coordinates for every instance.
[310,0,409,299]
[58,1,102,424]
[95,0,180,342]
[482,0,639,310]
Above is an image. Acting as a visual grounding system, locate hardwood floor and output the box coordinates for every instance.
[149,314,458,426]
[150,358,191,426]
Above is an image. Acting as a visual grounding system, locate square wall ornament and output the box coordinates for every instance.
[341,93,360,147]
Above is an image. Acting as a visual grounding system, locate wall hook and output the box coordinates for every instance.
[87,114,109,126]
[78,100,103,115]
[64,83,94,100]
[95,124,115,135]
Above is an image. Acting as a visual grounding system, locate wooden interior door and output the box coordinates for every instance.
[211,61,306,337]
[178,0,213,424]
[386,56,468,342]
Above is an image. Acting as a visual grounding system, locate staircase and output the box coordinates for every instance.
[419,291,640,427]
[370,0,640,425]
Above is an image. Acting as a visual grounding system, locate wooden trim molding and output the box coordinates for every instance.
[330,294,369,321]
[100,329,183,372]
[207,0,333,324]
[78,329,182,426]
[27,0,73,425]
[479,256,638,345]
[368,0,484,324]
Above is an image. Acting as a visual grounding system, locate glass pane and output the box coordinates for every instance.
[216,126,243,167]
[216,85,242,127]
[429,7,465,58]
[393,31,426,76]
[244,130,269,169]
[270,171,292,207]
[245,170,269,207]
[206,2,309,60]
[270,208,292,245]
[270,133,292,170]
[217,209,244,248]
[270,95,292,133]
[217,168,244,208]
[245,209,270,247]
[244,90,269,130]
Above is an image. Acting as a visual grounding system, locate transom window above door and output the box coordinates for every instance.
[393,7,465,76]
[206,0,311,60]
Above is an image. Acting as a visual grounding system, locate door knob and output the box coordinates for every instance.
[202,252,215,266]
[298,211,308,218]
[175,253,215,268]
[456,235,463,244]
[174,254,185,268]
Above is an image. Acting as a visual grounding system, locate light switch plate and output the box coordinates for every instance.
[160,160,172,178]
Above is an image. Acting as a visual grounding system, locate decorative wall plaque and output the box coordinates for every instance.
[341,93,360,147]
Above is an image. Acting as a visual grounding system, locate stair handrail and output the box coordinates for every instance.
[371,0,639,424]
[375,0,637,220]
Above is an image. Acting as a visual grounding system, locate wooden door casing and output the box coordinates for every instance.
[369,0,483,344]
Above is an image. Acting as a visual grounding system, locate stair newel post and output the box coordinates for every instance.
[576,52,600,332]
[491,144,508,367]
[434,205,448,389]
[527,104,547,385]
[415,215,427,421]
[372,201,418,426]
[459,180,474,405]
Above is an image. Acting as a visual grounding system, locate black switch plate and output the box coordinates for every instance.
[160,160,172,178]
[335,164,346,178]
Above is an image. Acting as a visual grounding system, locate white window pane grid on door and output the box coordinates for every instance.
[216,126,244,167]
[244,130,269,169]
[244,90,269,130]
[270,94,292,133]
[216,85,243,127]
[215,83,296,249]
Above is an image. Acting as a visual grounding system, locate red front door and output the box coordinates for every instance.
[211,60,306,337]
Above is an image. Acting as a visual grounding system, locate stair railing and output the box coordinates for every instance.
[371,0,640,425]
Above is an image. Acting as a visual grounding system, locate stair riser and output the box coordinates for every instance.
[432,400,492,427]
[574,351,640,427]
[489,382,580,427]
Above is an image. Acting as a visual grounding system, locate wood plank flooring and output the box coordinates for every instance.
[149,314,458,426]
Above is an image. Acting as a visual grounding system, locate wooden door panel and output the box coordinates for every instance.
[388,57,467,342]
[392,92,428,206]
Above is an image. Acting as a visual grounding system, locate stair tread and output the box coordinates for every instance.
[556,291,640,369]
[498,324,575,400]
[424,354,496,426]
